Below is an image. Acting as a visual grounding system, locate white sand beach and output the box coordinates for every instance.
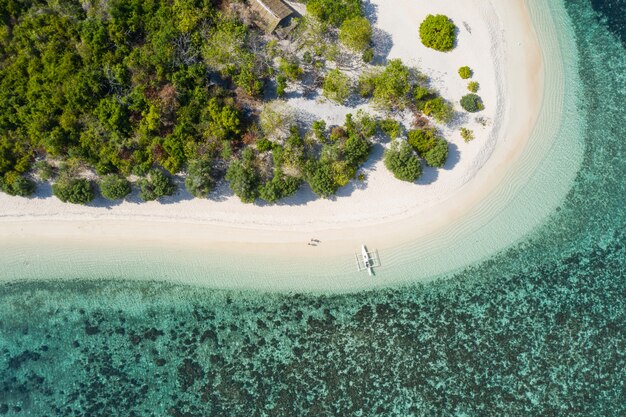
[1,0,578,291]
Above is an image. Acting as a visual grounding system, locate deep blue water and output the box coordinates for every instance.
[1,1,625,416]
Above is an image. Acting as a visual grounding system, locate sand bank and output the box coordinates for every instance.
[0,0,580,292]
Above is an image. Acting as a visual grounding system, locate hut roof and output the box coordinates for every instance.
[249,0,295,33]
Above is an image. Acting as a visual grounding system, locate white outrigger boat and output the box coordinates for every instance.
[355,245,381,276]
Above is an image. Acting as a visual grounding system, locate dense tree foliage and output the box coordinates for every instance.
[0,173,36,197]
[305,0,364,26]
[380,119,402,139]
[184,158,214,198]
[52,177,95,205]
[423,138,449,167]
[139,169,176,202]
[0,0,251,197]
[419,15,456,52]
[0,0,462,204]
[359,59,413,110]
[467,81,479,93]
[384,140,422,182]
[422,97,454,124]
[339,17,372,52]
[407,128,438,156]
[100,174,132,201]
[460,94,485,112]
[322,69,352,104]
[225,149,260,204]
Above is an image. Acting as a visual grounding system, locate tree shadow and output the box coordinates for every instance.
[32,182,53,200]
[271,182,319,207]
[443,142,461,171]
[417,165,439,185]
[371,28,394,65]
[362,0,378,24]
[448,110,469,130]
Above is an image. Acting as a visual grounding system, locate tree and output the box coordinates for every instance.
[139,169,176,201]
[52,177,95,205]
[368,59,413,110]
[185,158,214,198]
[1,172,36,197]
[339,17,372,52]
[384,140,422,182]
[204,97,241,141]
[259,173,301,203]
[467,81,479,92]
[100,174,131,200]
[407,128,437,156]
[343,134,371,166]
[306,0,364,26]
[424,138,449,167]
[461,128,475,142]
[225,149,260,203]
[306,161,340,198]
[458,66,472,79]
[423,97,454,124]
[322,69,352,104]
[380,118,402,139]
[460,94,484,112]
[419,15,456,52]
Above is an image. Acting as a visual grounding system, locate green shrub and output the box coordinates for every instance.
[322,69,352,104]
[423,97,454,124]
[467,81,479,92]
[225,149,260,203]
[100,174,131,200]
[384,140,422,182]
[363,59,412,110]
[339,16,372,52]
[185,158,214,198]
[306,161,340,198]
[276,74,287,98]
[312,120,327,142]
[259,174,302,203]
[357,71,377,97]
[460,94,484,112]
[306,0,364,26]
[380,119,402,139]
[419,15,456,52]
[1,172,36,197]
[458,66,472,79]
[256,138,273,152]
[278,58,303,80]
[460,128,475,142]
[424,138,449,167]
[53,177,95,205]
[407,128,437,156]
[414,86,436,111]
[362,48,374,63]
[139,169,176,201]
[343,134,372,166]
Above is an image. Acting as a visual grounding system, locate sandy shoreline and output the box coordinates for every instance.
[0,0,547,284]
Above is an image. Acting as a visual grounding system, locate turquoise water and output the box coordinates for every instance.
[1,0,625,415]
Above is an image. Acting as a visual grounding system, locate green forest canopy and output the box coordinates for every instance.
[0,0,462,204]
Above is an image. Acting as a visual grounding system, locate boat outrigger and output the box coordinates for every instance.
[355,245,381,276]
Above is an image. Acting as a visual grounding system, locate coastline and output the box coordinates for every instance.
[0,0,584,292]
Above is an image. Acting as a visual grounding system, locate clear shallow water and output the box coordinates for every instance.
[1,0,625,415]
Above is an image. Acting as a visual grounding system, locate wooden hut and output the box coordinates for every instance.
[249,0,296,34]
